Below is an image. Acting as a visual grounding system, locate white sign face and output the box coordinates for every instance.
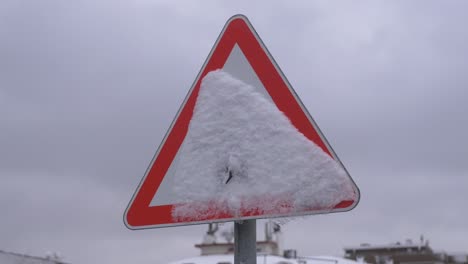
[124,15,359,229]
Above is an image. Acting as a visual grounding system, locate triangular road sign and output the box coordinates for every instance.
[124,15,359,229]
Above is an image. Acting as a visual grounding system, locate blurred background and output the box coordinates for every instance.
[1,1,467,264]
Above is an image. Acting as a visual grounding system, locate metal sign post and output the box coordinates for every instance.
[234,219,257,264]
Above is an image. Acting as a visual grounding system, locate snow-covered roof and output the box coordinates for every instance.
[168,254,296,264]
[167,254,360,264]
[0,250,68,264]
[343,243,428,251]
[300,256,360,264]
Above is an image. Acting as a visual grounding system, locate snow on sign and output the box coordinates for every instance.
[124,15,360,229]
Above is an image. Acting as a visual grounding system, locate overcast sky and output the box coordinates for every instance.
[1,1,467,264]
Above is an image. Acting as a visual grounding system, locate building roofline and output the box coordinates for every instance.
[195,240,277,248]
[0,249,70,264]
[344,244,429,251]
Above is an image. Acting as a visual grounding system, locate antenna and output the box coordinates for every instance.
[265,221,273,241]
[207,223,219,235]
[203,223,219,244]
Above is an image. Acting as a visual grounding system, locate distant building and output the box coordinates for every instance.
[195,222,282,256]
[170,222,360,264]
[0,249,68,264]
[343,237,467,264]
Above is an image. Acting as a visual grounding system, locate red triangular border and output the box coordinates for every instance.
[124,15,359,229]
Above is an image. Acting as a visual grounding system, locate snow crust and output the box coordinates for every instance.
[171,70,355,220]
[167,254,361,264]
[168,254,297,264]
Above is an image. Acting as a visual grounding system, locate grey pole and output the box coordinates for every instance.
[234,219,257,264]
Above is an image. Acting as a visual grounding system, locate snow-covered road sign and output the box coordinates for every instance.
[124,15,359,229]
